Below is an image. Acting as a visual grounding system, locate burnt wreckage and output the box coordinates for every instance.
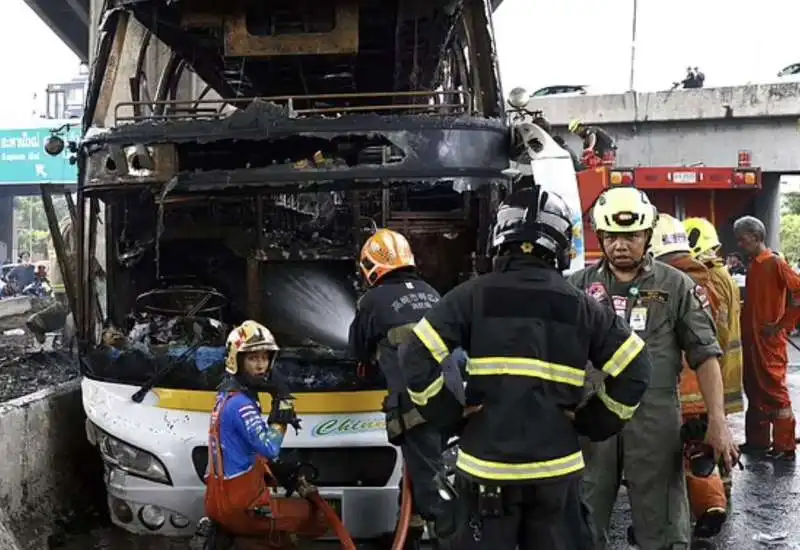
[63,0,516,391]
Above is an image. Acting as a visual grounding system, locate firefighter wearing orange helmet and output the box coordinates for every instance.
[349,228,450,549]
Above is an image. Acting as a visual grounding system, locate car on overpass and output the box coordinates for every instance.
[777,62,800,82]
[530,84,591,98]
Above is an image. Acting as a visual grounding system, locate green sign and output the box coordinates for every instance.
[0,125,80,185]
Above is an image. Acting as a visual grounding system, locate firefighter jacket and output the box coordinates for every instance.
[705,258,744,414]
[349,270,441,438]
[403,255,651,485]
[569,256,723,390]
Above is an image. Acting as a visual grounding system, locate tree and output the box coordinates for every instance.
[13,195,70,262]
[783,193,800,216]
[779,214,800,265]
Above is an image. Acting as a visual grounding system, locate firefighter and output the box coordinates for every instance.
[402,186,652,550]
[567,119,617,168]
[203,320,328,545]
[569,187,738,550]
[684,217,744,417]
[348,228,446,549]
[650,214,728,542]
[734,216,799,460]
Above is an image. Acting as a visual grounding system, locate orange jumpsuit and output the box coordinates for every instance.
[205,393,328,546]
[741,249,800,452]
[664,254,728,521]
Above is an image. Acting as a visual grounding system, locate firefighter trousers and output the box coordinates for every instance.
[582,387,691,549]
[454,475,593,550]
[401,422,448,521]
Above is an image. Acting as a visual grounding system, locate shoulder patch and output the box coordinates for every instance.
[693,284,710,309]
[586,282,608,303]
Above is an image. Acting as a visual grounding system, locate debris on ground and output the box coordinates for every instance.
[0,347,79,402]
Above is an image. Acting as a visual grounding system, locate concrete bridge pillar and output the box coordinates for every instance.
[0,194,15,263]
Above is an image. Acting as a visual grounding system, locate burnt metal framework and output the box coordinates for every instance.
[69,0,509,353]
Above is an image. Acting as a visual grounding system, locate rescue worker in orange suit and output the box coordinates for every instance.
[348,228,448,549]
[650,214,729,542]
[568,119,617,168]
[204,320,328,546]
[735,216,799,461]
[684,216,744,495]
[569,187,738,550]
[402,186,653,550]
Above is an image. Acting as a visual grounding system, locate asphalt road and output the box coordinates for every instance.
[55,346,800,550]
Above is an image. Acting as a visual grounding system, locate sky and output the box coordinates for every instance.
[1,0,799,124]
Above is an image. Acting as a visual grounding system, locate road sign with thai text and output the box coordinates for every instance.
[0,125,80,185]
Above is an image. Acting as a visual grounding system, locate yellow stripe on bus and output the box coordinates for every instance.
[152,388,388,414]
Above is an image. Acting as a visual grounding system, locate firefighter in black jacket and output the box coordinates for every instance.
[349,228,447,549]
[402,186,654,549]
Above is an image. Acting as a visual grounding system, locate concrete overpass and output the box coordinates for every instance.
[23,0,90,63]
[527,83,800,172]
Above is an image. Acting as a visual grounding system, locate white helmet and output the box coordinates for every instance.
[651,213,691,258]
[592,187,657,233]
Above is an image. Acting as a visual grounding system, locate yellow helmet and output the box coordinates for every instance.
[683,217,721,259]
[359,228,416,286]
[650,213,691,258]
[568,119,583,133]
[225,320,279,374]
[591,187,657,233]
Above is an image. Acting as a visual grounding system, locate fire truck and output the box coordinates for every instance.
[577,164,763,262]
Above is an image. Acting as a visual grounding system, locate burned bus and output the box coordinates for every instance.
[46,0,578,539]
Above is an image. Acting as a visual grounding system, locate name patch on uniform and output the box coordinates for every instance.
[694,285,710,309]
[639,290,669,304]
[612,296,628,318]
[586,282,608,303]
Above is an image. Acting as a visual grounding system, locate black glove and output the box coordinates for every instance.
[268,395,302,433]
[572,396,625,442]
[268,459,302,496]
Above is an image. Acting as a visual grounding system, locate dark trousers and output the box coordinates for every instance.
[400,422,447,521]
[455,475,595,550]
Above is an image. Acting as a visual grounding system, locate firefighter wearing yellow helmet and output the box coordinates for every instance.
[350,228,451,548]
[202,321,327,542]
[683,217,744,492]
[568,119,617,167]
[569,189,737,549]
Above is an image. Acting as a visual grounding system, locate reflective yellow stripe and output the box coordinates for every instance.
[727,339,742,352]
[407,374,445,407]
[467,357,585,387]
[412,318,450,363]
[597,385,638,420]
[602,332,645,377]
[456,449,585,481]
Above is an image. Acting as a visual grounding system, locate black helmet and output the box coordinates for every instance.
[490,186,574,271]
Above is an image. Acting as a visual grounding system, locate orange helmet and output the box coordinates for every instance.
[359,229,415,286]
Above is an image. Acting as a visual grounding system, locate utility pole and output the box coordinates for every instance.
[628,0,638,91]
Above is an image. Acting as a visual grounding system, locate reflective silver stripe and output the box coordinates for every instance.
[598,385,638,420]
[467,357,585,387]
[602,332,645,377]
[408,375,445,407]
[456,449,585,481]
[412,318,450,363]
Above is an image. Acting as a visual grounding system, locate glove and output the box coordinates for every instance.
[268,459,302,496]
[572,396,625,442]
[268,396,302,433]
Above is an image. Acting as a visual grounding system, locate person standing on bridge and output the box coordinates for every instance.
[649,214,729,544]
[735,216,799,461]
[683,216,744,494]
[569,187,737,550]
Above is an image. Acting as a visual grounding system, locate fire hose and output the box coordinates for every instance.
[295,466,413,550]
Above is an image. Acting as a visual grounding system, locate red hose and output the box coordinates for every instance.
[306,490,357,550]
[390,464,414,550]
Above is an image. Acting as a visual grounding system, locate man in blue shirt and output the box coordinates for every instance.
[204,320,327,541]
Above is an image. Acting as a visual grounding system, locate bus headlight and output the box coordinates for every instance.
[96,428,171,485]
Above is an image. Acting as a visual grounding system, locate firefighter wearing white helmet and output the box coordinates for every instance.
[650,212,693,258]
[202,320,328,541]
[569,188,737,549]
